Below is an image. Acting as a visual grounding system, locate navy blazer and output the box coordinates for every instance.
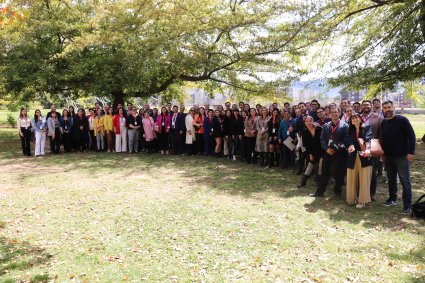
[203,117,214,137]
[320,119,349,151]
[175,113,186,132]
[345,125,372,169]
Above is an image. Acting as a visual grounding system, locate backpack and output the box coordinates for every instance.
[411,194,425,219]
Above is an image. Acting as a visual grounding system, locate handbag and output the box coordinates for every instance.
[370,139,384,157]
[412,194,425,218]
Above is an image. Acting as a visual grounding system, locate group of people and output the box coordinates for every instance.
[16,98,416,213]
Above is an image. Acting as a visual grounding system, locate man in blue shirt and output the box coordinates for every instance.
[310,107,349,197]
[381,100,416,214]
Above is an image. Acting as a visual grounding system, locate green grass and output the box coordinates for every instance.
[0,128,424,282]
[404,114,425,140]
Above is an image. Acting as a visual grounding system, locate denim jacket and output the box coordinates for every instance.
[32,117,47,132]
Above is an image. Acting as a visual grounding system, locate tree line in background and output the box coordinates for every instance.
[0,0,424,107]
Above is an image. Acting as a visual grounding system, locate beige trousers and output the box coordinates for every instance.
[346,155,372,205]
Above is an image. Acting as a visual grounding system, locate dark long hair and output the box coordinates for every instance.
[33,109,41,121]
[349,113,364,130]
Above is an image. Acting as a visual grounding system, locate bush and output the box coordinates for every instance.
[7,113,16,128]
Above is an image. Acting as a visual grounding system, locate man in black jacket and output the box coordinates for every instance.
[171,106,186,155]
[381,100,416,214]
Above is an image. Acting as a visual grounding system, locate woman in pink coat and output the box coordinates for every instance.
[155,106,171,154]
[142,112,156,153]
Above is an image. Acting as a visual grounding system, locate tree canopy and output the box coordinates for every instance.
[0,0,424,106]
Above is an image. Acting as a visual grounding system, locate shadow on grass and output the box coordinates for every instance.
[0,222,52,283]
[1,128,425,281]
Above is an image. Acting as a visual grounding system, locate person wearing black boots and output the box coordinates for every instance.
[255,107,270,166]
[298,116,323,188]
[229,109,244,161]
[17,108,32,156]
[294,102,308,175]
[267,108,281,168]
[244,108,258,164]
[223,110,233,159]
[212,110,224,157]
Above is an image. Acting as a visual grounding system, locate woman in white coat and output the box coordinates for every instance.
[185,108,196,155]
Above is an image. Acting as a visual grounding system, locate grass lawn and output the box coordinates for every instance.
[0,128,424,282]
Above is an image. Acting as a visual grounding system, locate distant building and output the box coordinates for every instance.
[183,88,229,108]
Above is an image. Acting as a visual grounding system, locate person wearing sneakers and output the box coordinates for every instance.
[381,100,416,214]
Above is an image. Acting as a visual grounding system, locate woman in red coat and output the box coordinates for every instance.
[113,108,127,152]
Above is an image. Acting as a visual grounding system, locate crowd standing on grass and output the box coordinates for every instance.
[16,98,416,213]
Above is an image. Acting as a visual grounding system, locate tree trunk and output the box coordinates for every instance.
[112,90,125,109]
[421,0,425,42]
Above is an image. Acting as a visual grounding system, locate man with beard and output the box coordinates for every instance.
[314,107,330,128]
[361,100,383,201]
[381,100,416,214]
[310,107,349,198]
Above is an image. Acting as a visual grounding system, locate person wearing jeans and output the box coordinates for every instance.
[127,107,142,153]
[47,111,62,154]
[94,108,105,151]
[381,100,416,214]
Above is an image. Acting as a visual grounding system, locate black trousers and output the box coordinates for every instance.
[20,127,32,156]
[74,130,87,152]
[240,136,246,160]
[316,151,347,196]
[171,130,185,154]
[196,133,204,154]
[158,132,169,151]
[62,131,72,152]
[89,130,96,150]
[281,145,295,168]
[370,157,379,197]
[49,127,62,154]
[245,137,256,162]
